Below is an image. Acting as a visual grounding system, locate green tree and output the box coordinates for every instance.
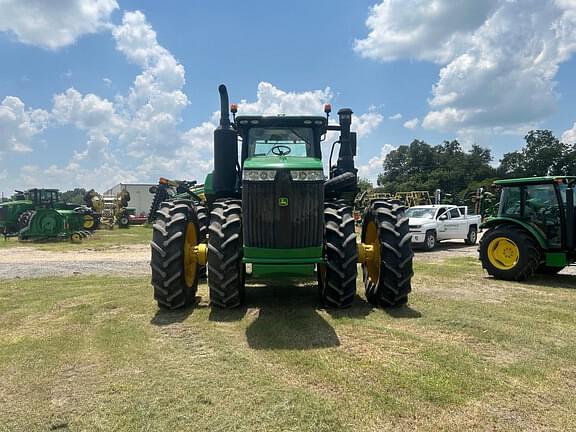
[357,177,373,193]
[498,130,566,177]
[61,188,87,205]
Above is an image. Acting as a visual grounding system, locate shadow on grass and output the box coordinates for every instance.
[209,280,353,350]
[525,273,576,290]
[384,304,422,318]
[150,296,201,326]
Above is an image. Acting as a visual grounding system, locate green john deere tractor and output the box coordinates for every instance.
[0,188,94,241]
[479,176,576,280]
[151,84,413,309]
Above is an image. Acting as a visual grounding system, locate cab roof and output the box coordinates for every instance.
[494,176,576,186]
[235,115,327,128]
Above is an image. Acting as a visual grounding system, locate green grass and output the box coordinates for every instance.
[0,225,152,251]
[1,258,576,430]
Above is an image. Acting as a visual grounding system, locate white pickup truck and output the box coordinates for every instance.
[406,205,481,251]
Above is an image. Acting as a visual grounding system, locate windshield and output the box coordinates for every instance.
[247,127,314,157]
[406,207,436,219]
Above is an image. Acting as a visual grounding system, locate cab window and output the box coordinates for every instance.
[525,184,561,247]
[449,208,461,219]
[247,127,314,157]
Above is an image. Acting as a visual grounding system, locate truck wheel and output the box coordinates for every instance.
[208,199,245,308]
[118,215,130,228]
[423,230,436,251]
[151,201,200,309]
[319,201,357,308]
[479,225,540,281]
[464,226,478,245]
[362,199,413,307]
[196,204,209,278]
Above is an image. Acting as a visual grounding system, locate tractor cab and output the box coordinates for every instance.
[25,189,61,208]
[480,176,576,280]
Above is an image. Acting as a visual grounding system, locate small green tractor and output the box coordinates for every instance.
[479,176,575,280]
[0,188,94,241]
[151,85,413,309]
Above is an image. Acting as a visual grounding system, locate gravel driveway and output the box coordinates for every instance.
[0,245,151,279]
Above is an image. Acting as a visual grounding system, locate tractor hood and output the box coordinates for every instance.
[243,156,323,170]
[0,199,32,208]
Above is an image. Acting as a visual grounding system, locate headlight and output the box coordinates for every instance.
[410,225,422,229]
[242,170,277,181]
[290,170,325,181]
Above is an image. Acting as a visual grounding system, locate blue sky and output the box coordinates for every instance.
[1,0,576,196]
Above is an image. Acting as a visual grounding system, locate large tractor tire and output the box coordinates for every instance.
[362,199,413,307]
[319,201,358,308]
[479,225,541,281]
[150,201,201,309]
[207,199,245,308]
[17,210,33,230]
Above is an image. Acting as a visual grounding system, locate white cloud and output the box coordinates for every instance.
[0,96,49,155]
[354,0,499,63]
[356,0,576,133]
[562,122,576,144]
[353,111,384,137]
[52,88,123,134]
[112,11,189,157]
[388,113,402,120]
[357,144,396,183]
[238,82,332,116]
[0,0,118,49]
[403,118,419,129]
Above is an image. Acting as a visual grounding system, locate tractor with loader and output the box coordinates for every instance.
[479,176,576,280]
[151,85,413,309]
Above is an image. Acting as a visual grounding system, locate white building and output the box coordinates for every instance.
[104,183,156,217]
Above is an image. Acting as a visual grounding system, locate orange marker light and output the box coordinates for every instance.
[230,103,238,114]
[324,103,332,114]
[159,177,169,185]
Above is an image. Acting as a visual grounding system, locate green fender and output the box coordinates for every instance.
[481,217,548,249]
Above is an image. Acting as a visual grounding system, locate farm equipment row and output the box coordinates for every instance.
[0,187,133,242]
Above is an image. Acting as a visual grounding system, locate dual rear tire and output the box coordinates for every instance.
[319,199,414,308]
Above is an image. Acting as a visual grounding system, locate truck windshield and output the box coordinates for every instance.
[406,207,435,219]
[247,127,314,157]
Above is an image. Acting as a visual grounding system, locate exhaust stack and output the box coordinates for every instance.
[213,84,238,196]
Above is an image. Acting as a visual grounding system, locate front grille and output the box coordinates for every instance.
[243,170,323,248]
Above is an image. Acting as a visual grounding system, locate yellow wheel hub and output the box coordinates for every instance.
[362,221,381,283]
[487,237,520,270]
[183,222,198,287]
[70,232,82,243]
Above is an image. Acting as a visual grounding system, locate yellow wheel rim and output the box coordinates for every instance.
[71,233,82,243]
[83,215,94,229]
[183,222,198,287]
[364,221,381,283]
[487,237,520,270]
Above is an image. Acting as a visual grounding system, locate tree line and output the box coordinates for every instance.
[370,129,576,198]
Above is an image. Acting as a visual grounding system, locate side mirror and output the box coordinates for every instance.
[439,214,448,221]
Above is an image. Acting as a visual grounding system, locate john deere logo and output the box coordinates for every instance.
[279,197,289,207]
